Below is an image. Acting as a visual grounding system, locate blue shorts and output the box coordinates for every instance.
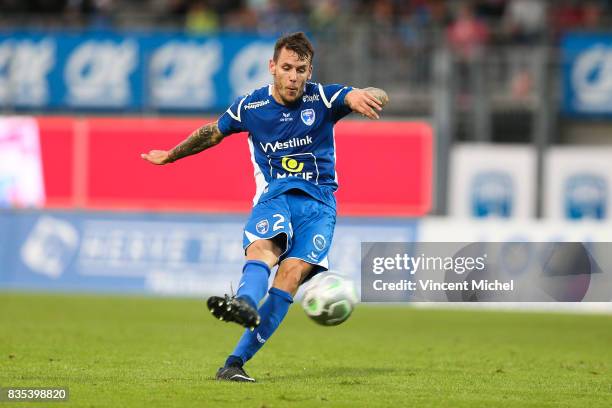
[243,190,336,278]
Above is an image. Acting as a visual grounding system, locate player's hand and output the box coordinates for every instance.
[140,150,172,165]
[345,89,386,120]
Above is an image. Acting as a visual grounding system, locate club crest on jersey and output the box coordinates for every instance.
[256,219,269,234]
[313,234,326,251]
[301,109,315,126]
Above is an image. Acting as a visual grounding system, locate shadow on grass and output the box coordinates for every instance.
[262,366,409,383]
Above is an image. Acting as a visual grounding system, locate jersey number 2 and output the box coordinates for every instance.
[272,214,285,231]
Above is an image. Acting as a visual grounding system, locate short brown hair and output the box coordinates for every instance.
[273,32,314,63]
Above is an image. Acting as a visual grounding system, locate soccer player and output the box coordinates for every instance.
[141,32,388,382]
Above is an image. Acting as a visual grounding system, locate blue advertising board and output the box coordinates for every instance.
[562,33,612,116]
[0,32,275,112]
[0,210,418,296]
[470,171,514,218]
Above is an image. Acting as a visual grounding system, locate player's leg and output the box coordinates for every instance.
[235,235,284,310]
[223,258,314,370]
[207,196,292,330]
[236,199,293,310]
[211,195,297,381]
[207,237,284,331]
[282,191,337,284]
[220,194,337,379]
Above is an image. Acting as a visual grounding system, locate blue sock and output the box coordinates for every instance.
[236,260,271,309]
[226,287,293,367]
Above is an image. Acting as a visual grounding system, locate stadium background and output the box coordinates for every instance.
[1,1,612,406]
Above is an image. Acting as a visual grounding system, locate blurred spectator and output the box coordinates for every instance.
[371,0,401,60]
[185,0,219,33]
[153,0,188,27]
[256,0,308,34]
[164,0,189,17]
[66,0,116,29]
[246,0,267,13]
[447,2,489,60]
[503,0,547,44]
[475,0,506,21]
[497,1,546,101]
[550,0,609,39]
[372,0,393,24]
[209,0,242,16]
[0,0,26,13]
[309,0,340,32]
[224,4,259,32]
[582,1,603,29]
[28,0,68,13]
[393,0,450,49]
[2,0,612,36]
[551,0,587,36]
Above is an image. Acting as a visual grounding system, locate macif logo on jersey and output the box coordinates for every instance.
[281,157,304,173]
[301,109,315,126]
[271,153,319,183]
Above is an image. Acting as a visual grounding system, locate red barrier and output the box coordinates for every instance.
[333,121,432,216]
[37,117,75,208]
[38,117,432,216]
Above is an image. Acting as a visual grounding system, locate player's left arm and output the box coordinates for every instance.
[345,87,389,120]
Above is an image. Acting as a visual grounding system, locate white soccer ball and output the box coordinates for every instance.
[301,272,359,326]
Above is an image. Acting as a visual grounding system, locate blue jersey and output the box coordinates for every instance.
[217,82,353,208]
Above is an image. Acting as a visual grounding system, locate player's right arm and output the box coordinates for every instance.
[140,121,226,165]
[141,93,248,165]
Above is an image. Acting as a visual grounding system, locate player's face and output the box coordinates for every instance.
[270,48,312,105]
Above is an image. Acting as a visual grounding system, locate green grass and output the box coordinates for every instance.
[1,293,611,407]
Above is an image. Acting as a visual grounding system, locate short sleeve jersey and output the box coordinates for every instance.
[217,82,353,208]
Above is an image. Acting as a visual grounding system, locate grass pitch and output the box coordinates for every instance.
[1,293,611,407]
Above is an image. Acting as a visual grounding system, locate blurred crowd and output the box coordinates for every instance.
[0,0,610,41]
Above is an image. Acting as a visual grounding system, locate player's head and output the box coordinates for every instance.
[269,32,314,105]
